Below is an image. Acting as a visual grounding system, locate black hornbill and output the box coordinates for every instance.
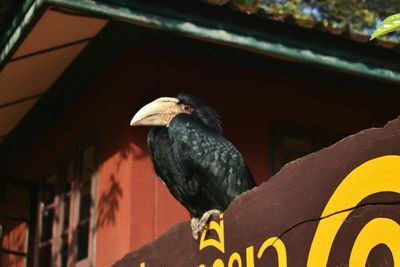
[130,93,256,240]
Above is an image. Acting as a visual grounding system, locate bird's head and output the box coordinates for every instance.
[130,93,222,132]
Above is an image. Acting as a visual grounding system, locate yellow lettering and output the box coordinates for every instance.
[213,259,224,267]
[257,237,287,267]
[349,218,400,266]
[198,259,225,267]
[199,214,225,253]
[307,156,400,266]
[228,252,242,267]
[246,246,255,267]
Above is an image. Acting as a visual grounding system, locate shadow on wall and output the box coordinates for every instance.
[95,125,149,230]
[97,175,123,228]
[121,133,148,161]
[114,141,147,173]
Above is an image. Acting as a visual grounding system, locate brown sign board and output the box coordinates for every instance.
[113,117,400,267]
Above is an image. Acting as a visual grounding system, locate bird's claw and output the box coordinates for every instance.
[191,218,200,240]
[191,209,221,241]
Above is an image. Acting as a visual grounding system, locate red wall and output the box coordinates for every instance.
[1,222,28,267]
[6,38,400,267]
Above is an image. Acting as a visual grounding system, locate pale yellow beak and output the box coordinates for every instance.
[130,97,181,126]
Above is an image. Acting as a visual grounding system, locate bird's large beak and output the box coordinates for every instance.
[130,97,181,126]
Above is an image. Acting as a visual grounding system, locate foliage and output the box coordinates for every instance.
[234,0,400,36]
[370,13,400,40]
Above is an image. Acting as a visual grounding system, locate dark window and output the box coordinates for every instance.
[269,123,344,175]
[39,243,52,267]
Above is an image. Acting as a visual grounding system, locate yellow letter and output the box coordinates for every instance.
[307,156,400,266]
[213,259,224,267]
[349,218,400,266]
[257,237,287,267]
[200,214,225,253]
[246,246,255,267]
[228,252,242,267]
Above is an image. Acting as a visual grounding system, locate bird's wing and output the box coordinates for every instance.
[148,127,183,186]
[168,114,255,206]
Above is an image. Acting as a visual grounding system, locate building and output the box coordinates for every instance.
[0,1,399,266]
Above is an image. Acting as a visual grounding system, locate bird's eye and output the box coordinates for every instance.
[182,104,193,114]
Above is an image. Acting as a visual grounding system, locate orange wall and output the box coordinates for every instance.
[1,183,30,267]
[1,222,28,267]
[6,38,400,267]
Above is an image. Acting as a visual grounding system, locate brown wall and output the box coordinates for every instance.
[4,32,400,267]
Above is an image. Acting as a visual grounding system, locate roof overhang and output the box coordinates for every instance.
[2,0,400,84]
[0,2,107,143]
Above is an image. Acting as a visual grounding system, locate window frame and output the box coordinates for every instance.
[34,140,98,267]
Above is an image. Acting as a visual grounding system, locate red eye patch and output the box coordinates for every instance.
[182,104,193,114]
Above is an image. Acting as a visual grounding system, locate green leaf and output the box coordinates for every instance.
[370,13,400,40]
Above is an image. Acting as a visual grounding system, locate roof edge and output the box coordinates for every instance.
[48,0,400,83]
[1,0,400,83]
[0,0,45,71]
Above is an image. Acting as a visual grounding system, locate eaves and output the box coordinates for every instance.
[1,0,400,83]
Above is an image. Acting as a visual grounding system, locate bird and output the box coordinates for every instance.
[130,93,256,240]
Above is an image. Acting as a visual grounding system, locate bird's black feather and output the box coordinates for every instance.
[148,94,255,218]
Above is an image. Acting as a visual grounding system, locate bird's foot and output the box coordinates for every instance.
[190,218,200,240]
[191,209,221,241]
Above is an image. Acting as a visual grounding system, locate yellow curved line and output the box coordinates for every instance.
[257,237,287,267]
[307,155,400,266]
[349,218,400,266]
[228,252,242,267]
[214,259,224,267]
